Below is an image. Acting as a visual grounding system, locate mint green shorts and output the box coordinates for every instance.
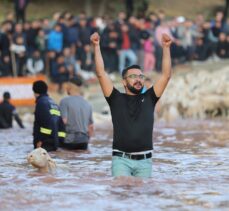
[112,156,152,178]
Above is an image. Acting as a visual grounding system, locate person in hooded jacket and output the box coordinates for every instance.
[32,80,65,151]
[0,91,24,129]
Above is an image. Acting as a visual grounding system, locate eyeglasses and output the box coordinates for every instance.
[124,74,146,80]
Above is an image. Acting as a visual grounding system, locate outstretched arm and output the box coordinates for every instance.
[154,33,172,97]
[88,124,94,137]
[13,110,24,128]
[90,32,113,97]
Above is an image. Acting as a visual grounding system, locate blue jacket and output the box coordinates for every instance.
[47,30,63,52]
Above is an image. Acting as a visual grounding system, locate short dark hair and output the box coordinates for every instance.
[121,65,142,78]
[3,91,10,100]
[32,80,48,94]
[69,76,83,87]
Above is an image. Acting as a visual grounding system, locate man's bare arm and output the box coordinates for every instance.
[88,124,94,137]
[62,117,67,124]
[90,32,113,97]
[154,33,172,97]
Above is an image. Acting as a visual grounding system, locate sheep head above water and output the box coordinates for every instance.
[27,147,56,173]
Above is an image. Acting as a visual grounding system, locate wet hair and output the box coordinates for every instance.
[3,91,10,100]
[69,76,83,87]
[122,64,142,78]
[32,80,48,94]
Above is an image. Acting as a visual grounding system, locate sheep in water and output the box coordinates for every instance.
[27,147,56,173]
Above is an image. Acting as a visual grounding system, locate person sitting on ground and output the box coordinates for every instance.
[26,50,45,75]
[59,76,94,150]
[0,55,12,76]
[0,91,24,129]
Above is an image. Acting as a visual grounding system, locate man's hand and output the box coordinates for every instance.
[90,32,100,46]
[161,33,172,48]
[36,141,42,148]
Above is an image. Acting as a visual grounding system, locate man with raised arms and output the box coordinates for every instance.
[90,32,172,178]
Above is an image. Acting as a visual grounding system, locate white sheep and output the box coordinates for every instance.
[159,65,229,119]
[27,147,56,173]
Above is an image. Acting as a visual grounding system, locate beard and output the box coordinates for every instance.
[126,81,143,95]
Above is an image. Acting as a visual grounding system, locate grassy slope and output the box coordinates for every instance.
[0,0,225,21]
[149,0,225,19]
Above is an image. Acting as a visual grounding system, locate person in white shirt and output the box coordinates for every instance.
[26,50,44,75]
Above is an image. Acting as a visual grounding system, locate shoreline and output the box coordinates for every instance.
[15,59,229,122]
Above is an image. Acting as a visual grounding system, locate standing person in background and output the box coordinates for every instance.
[47,24,63,53]
[90,32,172,178]
[143,34,155,72]
[0,92,24,129]
[14,0,30,23]
[32,80,65,152]
[77,44,94,72]
[117,23,137,74]
[59,76,94,150]
[0,21,11,58]
[10,35,26,76]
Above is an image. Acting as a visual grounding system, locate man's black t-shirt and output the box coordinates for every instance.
[105,86,159,153]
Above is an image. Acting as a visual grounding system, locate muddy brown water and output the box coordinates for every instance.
[0,119,229,211]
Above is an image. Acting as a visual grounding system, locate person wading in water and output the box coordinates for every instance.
[90,32,172,178]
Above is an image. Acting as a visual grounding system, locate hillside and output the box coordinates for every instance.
[0,0,225,21]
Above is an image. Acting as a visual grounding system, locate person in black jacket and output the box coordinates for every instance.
[32,80,65,151]
[0,92,24,129]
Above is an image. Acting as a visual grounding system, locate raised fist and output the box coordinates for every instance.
[90,32,100,46]
[161,33,172,47]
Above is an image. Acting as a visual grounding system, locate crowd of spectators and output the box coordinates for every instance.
[1,9,229,92]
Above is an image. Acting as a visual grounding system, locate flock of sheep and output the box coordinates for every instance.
[158,65,229,121]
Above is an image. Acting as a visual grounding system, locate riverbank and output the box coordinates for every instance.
[16,58,229,126]
[159,59,229,120]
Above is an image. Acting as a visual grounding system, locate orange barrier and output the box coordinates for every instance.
[0,75,47,106]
